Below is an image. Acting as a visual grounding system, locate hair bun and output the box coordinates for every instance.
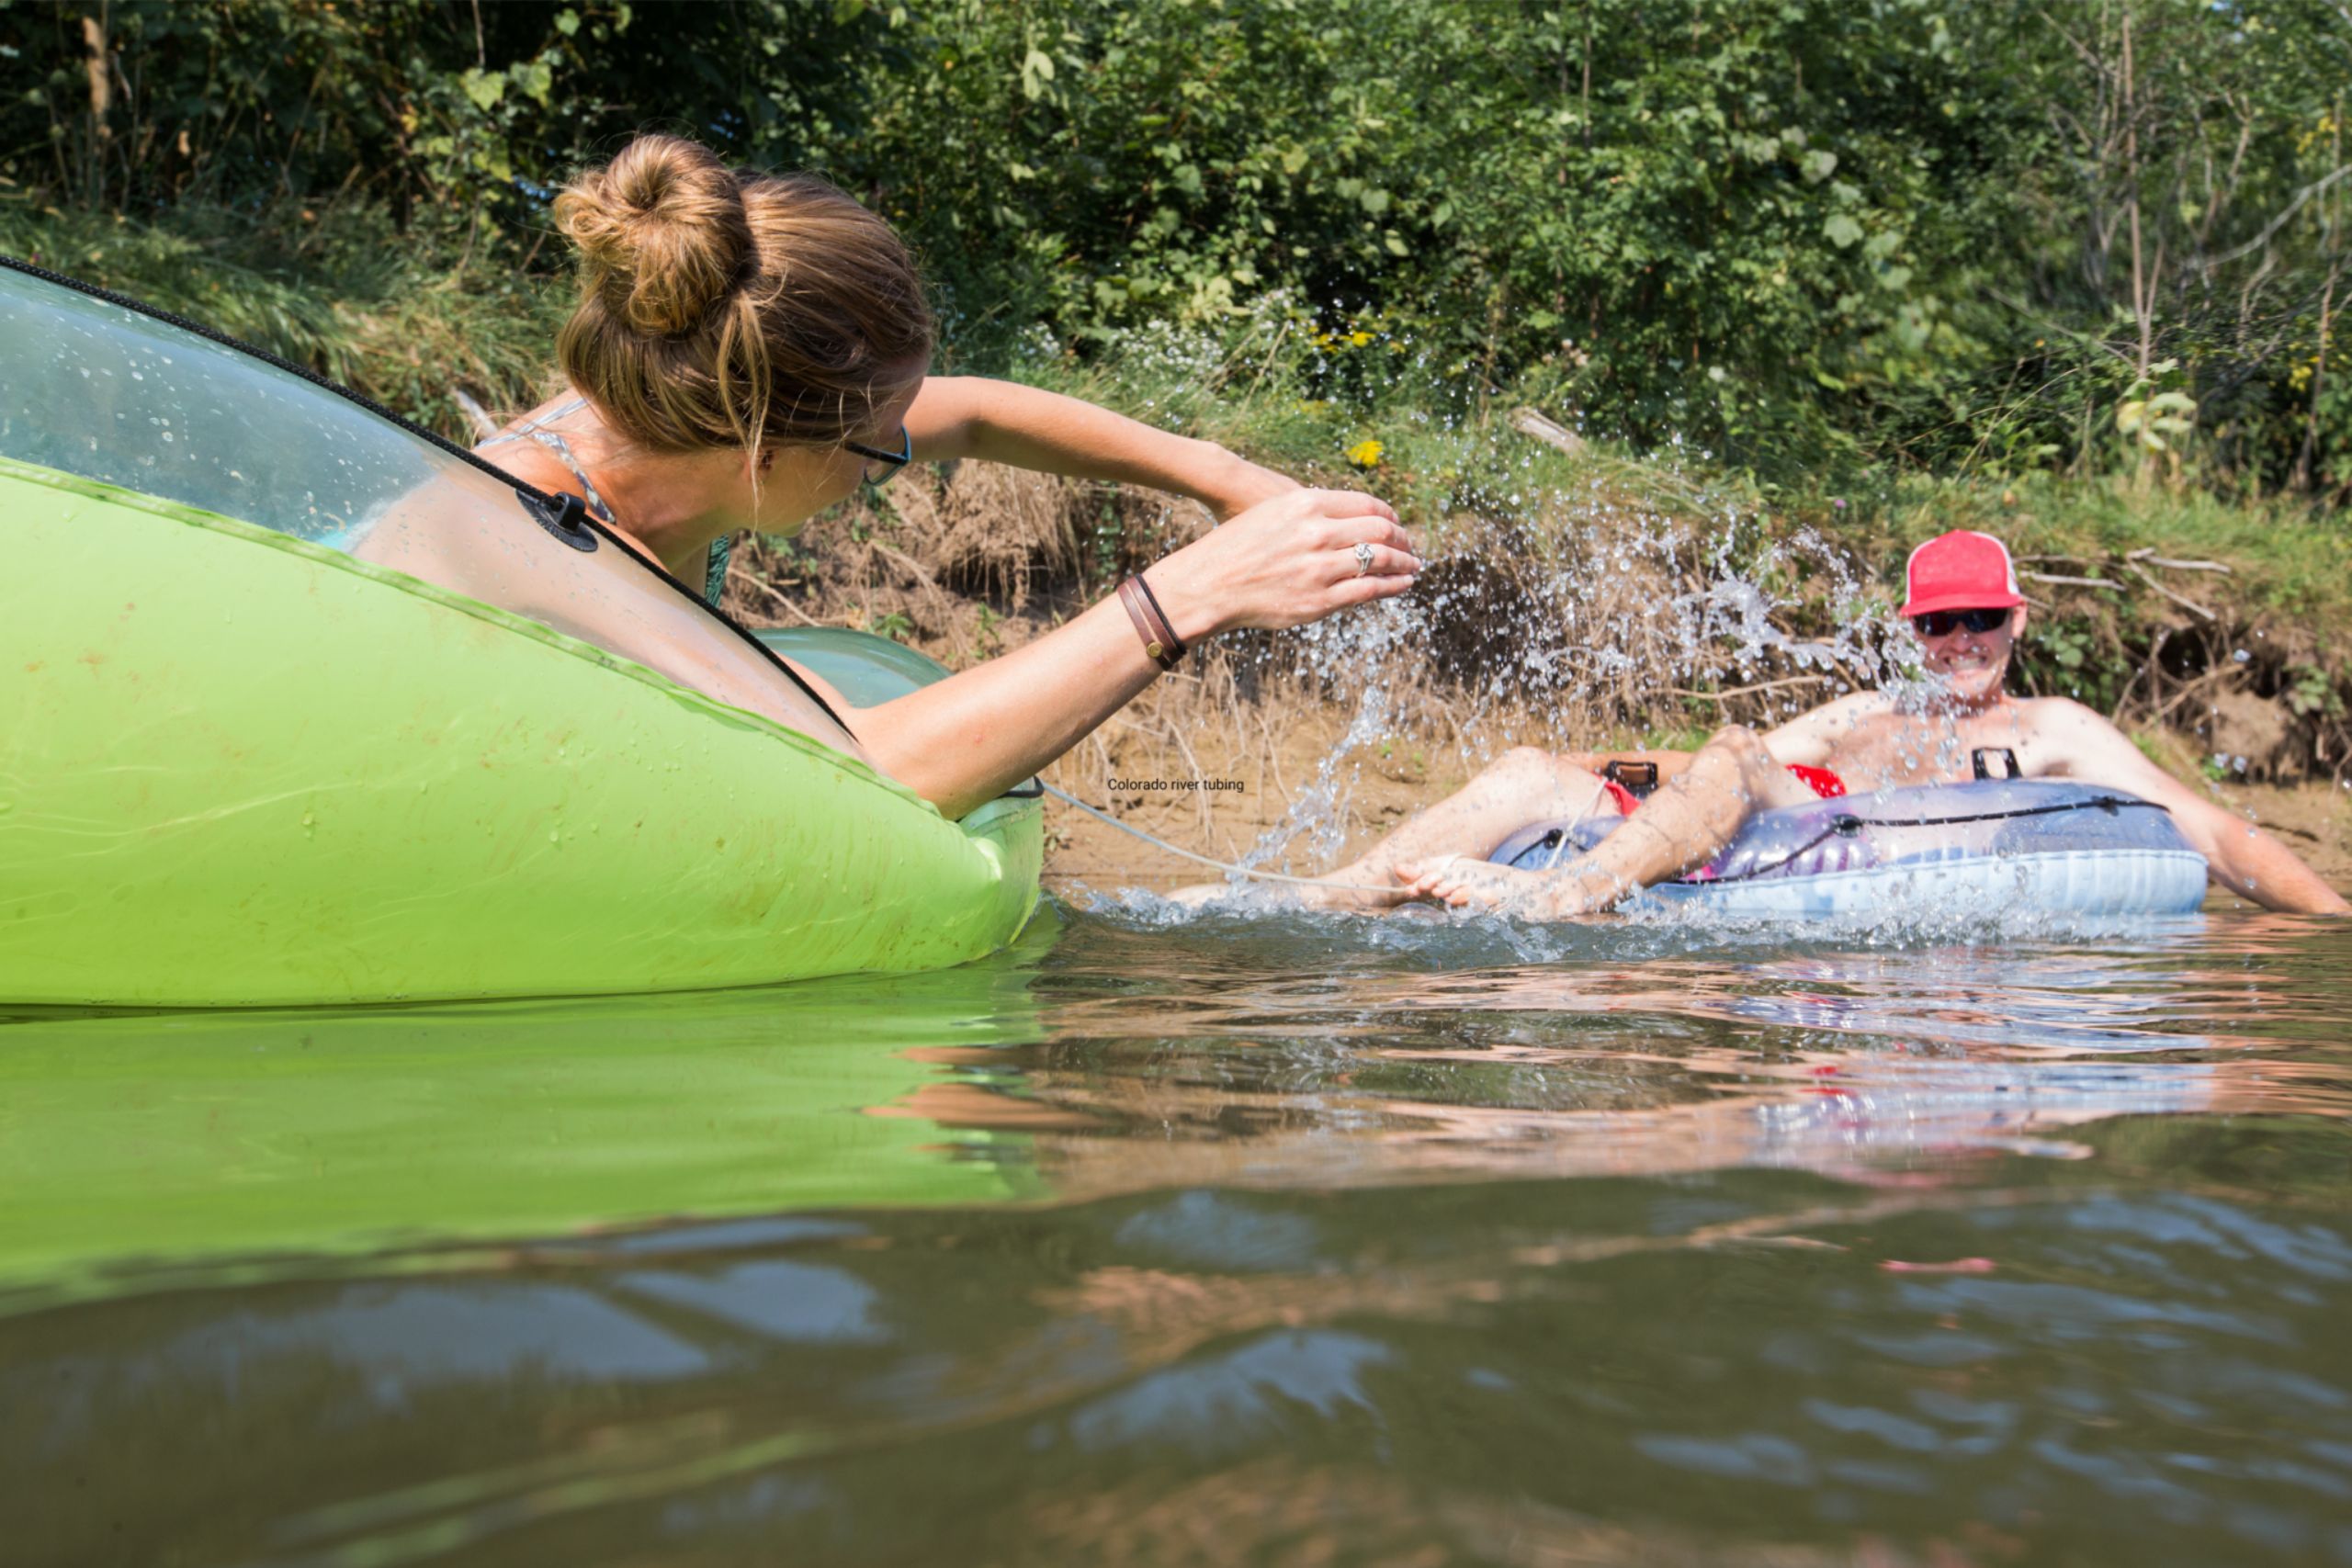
[555,134,752,338]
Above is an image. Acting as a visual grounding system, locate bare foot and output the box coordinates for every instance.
[1280,874,1419,913]
[1393,854,1626,919]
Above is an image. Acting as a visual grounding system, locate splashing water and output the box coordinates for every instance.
[1052,310,2036,921]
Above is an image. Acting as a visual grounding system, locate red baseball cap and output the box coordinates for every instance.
[1900,530,2023,617]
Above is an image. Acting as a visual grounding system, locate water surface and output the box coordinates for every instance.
[6,903,2349,1566]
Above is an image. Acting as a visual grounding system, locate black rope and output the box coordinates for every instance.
[1832,795,2160,830]
[0,252,857,740]
[1695,821,1849,886]
[1697,794,2167,886]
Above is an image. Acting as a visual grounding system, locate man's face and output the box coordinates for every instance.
[1910,605,2023,703]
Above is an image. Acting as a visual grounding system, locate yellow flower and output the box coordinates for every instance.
[1348,330,1374,347]
[1345,438,1385,469]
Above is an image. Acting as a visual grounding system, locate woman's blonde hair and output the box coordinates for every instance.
[551,133,933,457]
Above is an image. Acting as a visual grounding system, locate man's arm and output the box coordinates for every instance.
[1760,691,1885,769]
[1559,691,1884,784]
[2031,701,2349,914]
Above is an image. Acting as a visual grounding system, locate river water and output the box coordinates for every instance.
[4,900,2349,1566]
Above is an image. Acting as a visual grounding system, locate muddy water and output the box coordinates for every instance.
[4,903,2349,1566]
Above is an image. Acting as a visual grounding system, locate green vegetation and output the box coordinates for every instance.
[6,0,2345,492]
[2,0,2346,762]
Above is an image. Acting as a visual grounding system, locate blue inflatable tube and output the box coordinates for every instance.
[1488,779,2209,918]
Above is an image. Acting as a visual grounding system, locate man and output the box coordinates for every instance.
[1290,530,2348,917]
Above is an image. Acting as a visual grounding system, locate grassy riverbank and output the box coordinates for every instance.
[9,196,2349,791]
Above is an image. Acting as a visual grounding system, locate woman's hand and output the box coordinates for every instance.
[840,486,1413,820]
[1145,488,1421,642]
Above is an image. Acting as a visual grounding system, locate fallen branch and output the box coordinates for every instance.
[1510,405,1587,457]
[2125,547,2233,574]
[2154,664,2235,725]
[2125,560,2216,621]
[726,562,824,626]
[2020,570,2122,589]
[1666,675,1833,701]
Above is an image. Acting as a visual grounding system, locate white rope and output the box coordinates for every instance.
[1538,777,1614,869]
[1039,772,1616,895]
[1040,783,1399,894]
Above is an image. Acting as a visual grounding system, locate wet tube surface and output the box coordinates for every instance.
[1491,780,2211,918]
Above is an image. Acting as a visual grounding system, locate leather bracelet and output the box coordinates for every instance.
[1131,572,1185,660]
[1124,581,1194,671]
[1116,574,1185,671]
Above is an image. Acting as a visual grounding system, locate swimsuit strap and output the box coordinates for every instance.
[704,533,734,608]
[480,398,616,525]
[486,398,731,608]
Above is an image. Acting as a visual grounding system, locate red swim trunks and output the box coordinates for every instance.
[1599,763,1846,816]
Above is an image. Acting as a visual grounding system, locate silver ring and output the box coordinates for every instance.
[1352,541,1375,577]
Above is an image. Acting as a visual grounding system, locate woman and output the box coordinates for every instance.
[481,134,1419,820]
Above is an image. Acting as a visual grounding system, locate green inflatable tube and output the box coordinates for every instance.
[0,460,1041,1006]
[0,256,1048,1007]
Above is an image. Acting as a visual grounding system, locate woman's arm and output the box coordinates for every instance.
[845,488,1419,818]
[906,376,1297,520]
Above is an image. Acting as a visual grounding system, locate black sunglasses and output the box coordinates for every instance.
[843,425,911,486]
[1910,607,2011,637]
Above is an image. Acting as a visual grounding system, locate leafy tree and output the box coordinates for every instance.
[1,0,2340,496]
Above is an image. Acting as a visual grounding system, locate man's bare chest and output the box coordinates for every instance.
[1822,705,2045,788]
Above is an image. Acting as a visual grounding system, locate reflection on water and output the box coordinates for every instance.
[4,904,2349,1565]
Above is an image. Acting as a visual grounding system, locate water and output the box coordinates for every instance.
[6,903,2349,1566]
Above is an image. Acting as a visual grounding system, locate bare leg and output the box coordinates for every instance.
[1170,748,1613,911]
[1399,727,1820,916]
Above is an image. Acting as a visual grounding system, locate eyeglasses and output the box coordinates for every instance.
[843,425,911,487]
[1910,607,2011,638]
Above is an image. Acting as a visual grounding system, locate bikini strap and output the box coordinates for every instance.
[480,398,616,525]
[704,535,733,609]
[488,399,730,608]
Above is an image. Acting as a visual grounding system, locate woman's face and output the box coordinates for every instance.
[754,367,925,536]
